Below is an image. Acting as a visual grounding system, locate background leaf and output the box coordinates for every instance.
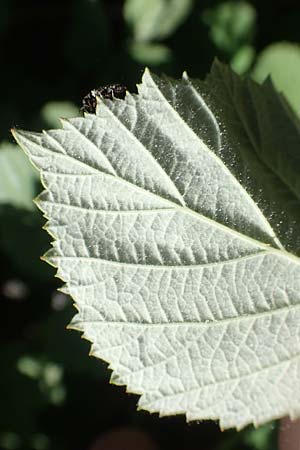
[202,2,256,55]
[128,42,172,65]
[0,142,38,210]
[0,142,52,279]
[124,0,193,42]
[252,42,300,114]
[13,62,300,430]
[41,102,78,129]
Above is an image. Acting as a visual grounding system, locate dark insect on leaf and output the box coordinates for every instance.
[81,84,127,114]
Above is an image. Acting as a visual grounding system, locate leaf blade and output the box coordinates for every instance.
[13,63,300,429]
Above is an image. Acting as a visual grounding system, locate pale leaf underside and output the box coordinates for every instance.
[13,62,300,429]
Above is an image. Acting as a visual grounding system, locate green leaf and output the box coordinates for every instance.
[13,62,300,429]
[124,0,193,42]
[243,423,275,450]
[0,143,52,279]
[252,42,300,114]
[41,102,78,128]
[202,1,256,55]
[0,142,38,209]
[230,44,255,74]
[128,42,172,65]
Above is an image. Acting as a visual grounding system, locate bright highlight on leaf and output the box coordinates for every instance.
[13,61,300,430]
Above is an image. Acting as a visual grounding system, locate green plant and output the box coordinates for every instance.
[13,60,300,431]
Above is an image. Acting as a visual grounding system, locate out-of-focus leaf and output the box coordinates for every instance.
[252,42,300,114]
[215,422,277,450]
[124,0,193,42]
[17,356,42,379]
[0,142,38,210]
[18,356,65,405]
[0,432,21,450]
[203,1,256,55]
[13,62,300,429]
[243,422,276,450]
[231,45,255,74]
[30,434,50,450]
[0,143,52,279]
[41,102,78,128]
[129,42,172,65]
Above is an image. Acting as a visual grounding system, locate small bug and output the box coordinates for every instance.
[81,83,127,114]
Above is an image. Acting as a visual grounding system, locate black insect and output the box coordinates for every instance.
[81,83,127,114]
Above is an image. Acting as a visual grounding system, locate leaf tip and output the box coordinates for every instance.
[59,117,69,127]
[142,66,153,83]
[57,285,69,295]
[66,322,77,331]
[10,127,22,146]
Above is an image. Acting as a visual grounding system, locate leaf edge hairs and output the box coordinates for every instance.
[81,83,127,114]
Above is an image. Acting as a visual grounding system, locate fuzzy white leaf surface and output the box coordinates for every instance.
[13,62,300,429]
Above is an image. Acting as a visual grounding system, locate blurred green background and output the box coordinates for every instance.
[1,0,300,449]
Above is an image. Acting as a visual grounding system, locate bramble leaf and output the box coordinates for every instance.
[13,61,300,429]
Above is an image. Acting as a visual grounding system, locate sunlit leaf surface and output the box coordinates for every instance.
[13,62,300,429]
